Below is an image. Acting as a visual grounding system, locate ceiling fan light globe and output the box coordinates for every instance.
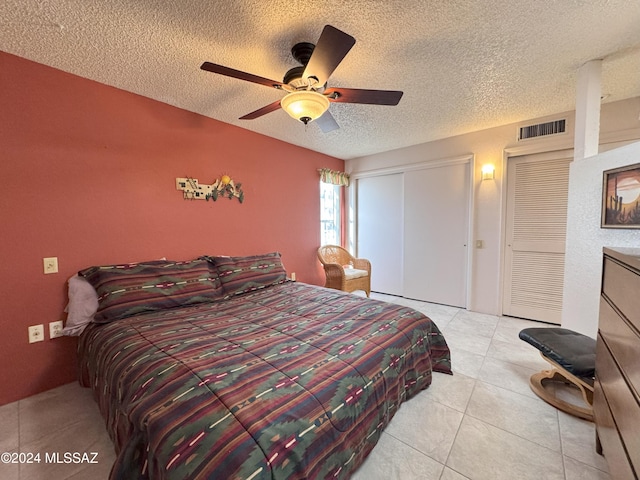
[281,91,330,124]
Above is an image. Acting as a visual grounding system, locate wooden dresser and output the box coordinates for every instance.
[594,247,640,479]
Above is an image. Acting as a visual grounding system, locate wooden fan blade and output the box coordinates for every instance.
[201,62,285,89]
[315,111,340,133]
[239,100,282,120]
[325,88,403,106]
[302,25,355,86]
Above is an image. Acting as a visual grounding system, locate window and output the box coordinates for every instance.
[320,182,341,246]
[318,168,348,247]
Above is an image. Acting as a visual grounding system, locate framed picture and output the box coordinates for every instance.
[602,163,640,228]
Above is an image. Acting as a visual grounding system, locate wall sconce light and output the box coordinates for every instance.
[482,164,495,180]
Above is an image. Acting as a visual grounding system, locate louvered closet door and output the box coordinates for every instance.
[503,152,571,324]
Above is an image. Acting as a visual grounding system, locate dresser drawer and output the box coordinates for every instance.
[593,379,637,480]
[599,299,640,398]
[602,257,640,332]
[596,336,640,472]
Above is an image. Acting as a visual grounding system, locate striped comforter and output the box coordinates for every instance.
[78,281,451,479]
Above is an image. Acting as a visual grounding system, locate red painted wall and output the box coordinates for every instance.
[0,51,343,405]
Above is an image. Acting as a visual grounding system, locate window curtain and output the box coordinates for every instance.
[319,168,350,187]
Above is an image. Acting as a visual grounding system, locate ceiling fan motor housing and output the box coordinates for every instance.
[284,42,323,90]
[283,66,323,90]
[283,66,305,86]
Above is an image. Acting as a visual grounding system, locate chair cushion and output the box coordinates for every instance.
[518,327,596,378]
[344,268,368,280]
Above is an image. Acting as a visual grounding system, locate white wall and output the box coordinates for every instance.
[562,141,640,338]
[346,97,640,316]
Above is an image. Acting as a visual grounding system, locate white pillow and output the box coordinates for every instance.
[62,274,99,336]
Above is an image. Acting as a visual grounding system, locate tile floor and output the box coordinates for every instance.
[0,293,609,480]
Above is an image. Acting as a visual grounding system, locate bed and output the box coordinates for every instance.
[73,252,451,479]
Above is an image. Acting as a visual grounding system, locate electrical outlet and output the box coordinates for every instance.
[49,321,64,339]
[28,324,45,343]
[43,257,59,274]
[291,272,296,281]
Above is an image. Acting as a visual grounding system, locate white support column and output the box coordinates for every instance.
[574,60,602,161]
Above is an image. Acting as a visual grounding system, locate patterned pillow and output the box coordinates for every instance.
[210,252,287,297]
[79,259,224,323]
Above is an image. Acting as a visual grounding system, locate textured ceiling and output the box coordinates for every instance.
[1,1,639,160]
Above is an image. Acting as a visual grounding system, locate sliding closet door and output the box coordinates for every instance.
[403,162,470,307]
[356,174,403,296]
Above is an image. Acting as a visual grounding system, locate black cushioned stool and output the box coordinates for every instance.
[519,328,596,421]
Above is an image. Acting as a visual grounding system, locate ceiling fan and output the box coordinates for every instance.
[200,25,403,133]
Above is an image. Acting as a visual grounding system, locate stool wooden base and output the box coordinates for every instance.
[529,352,594,422]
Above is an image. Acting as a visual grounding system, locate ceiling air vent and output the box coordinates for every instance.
[518,119,566,141]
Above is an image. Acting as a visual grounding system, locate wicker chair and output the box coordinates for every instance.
[317,245,371,297]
